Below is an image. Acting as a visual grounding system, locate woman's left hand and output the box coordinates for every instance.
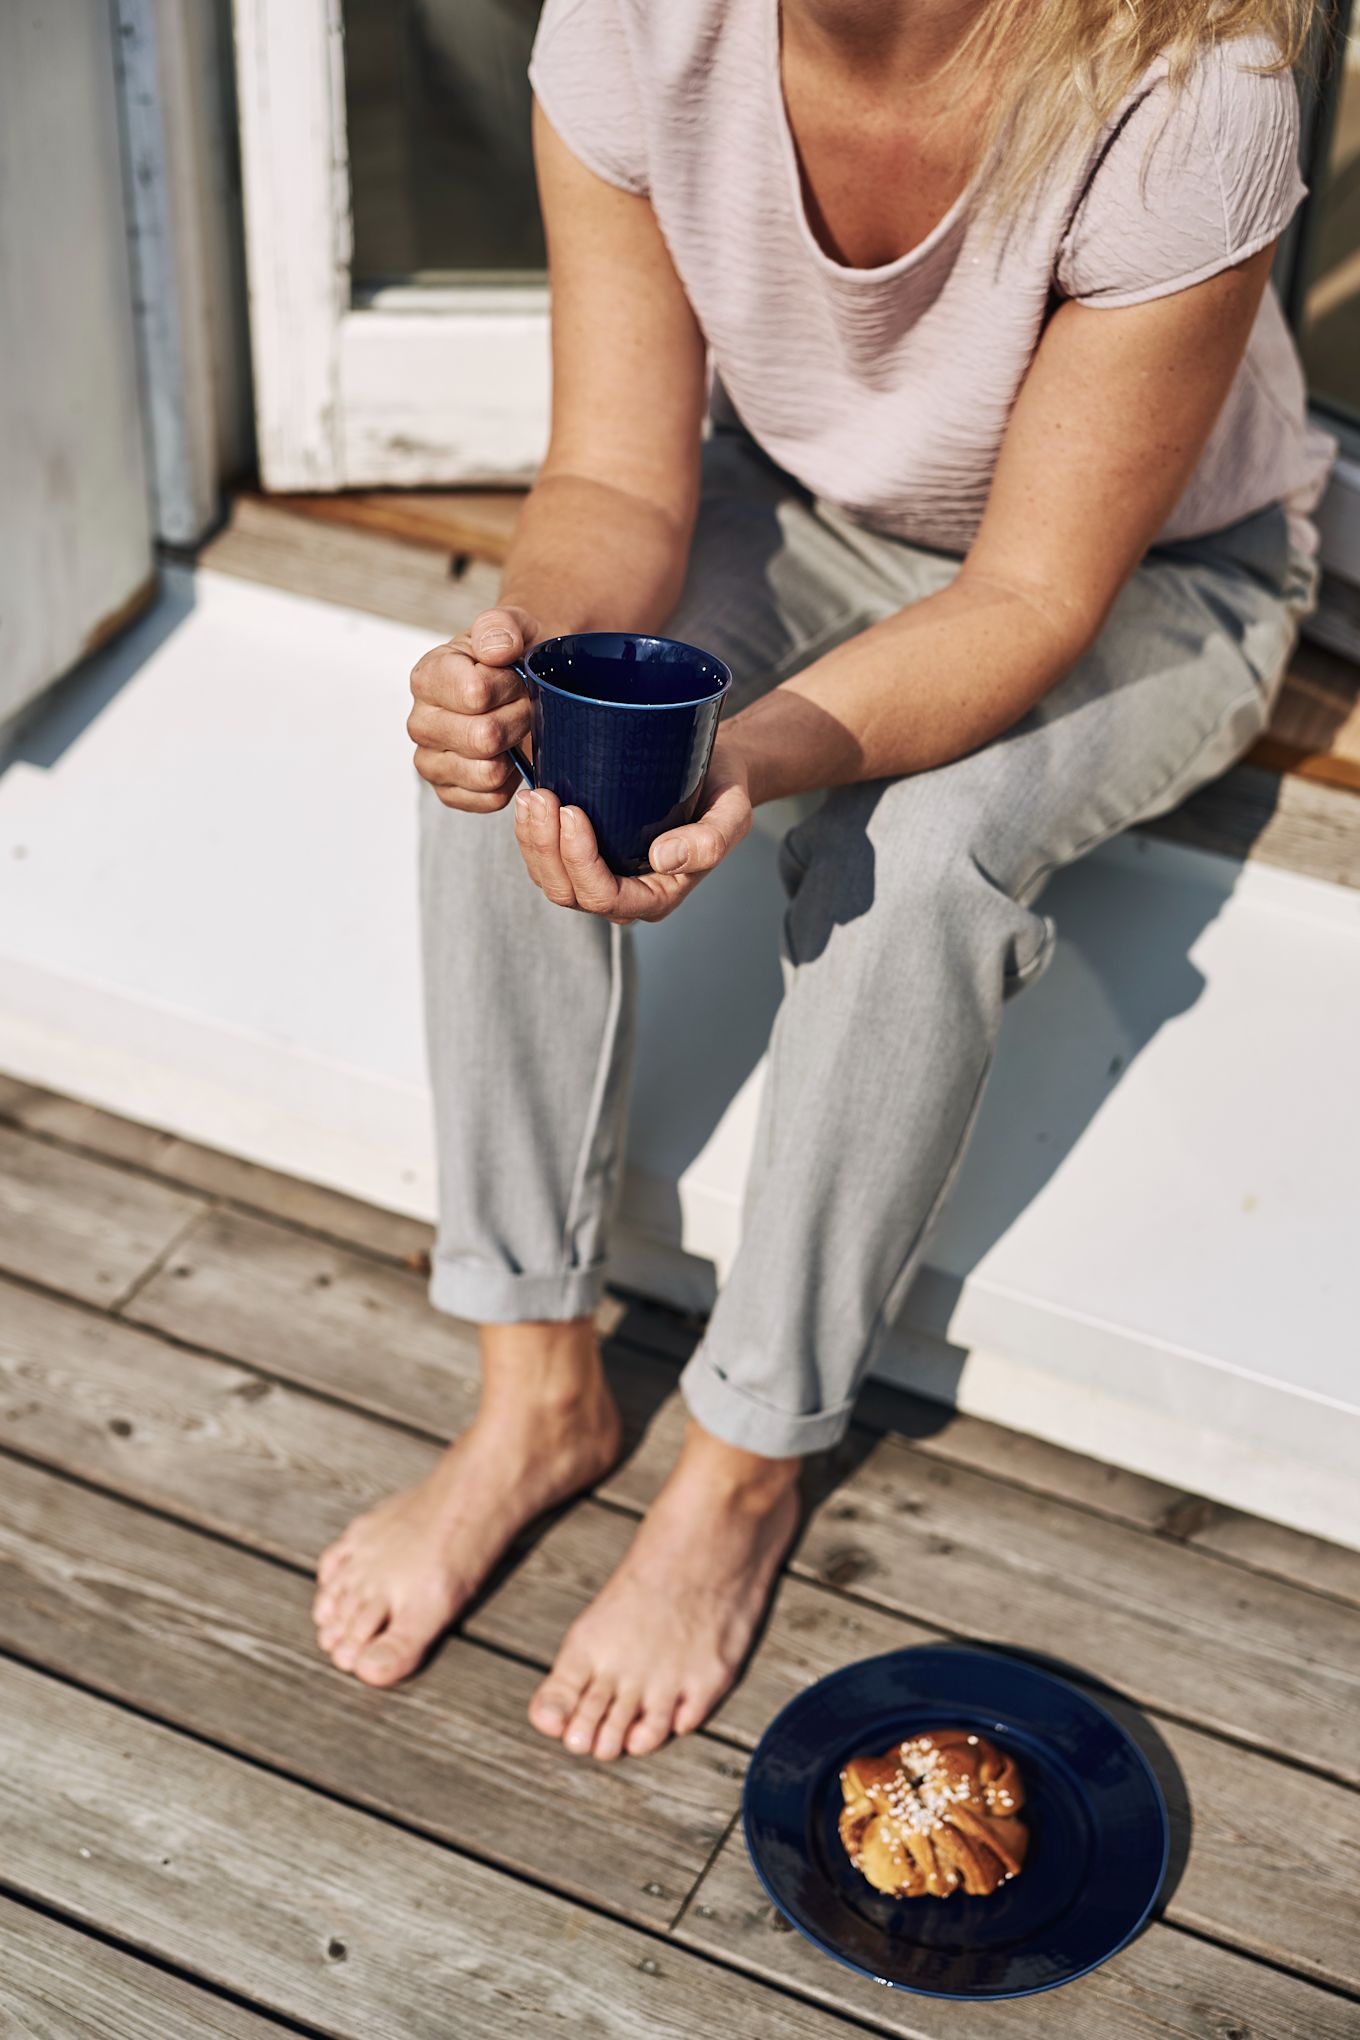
[513,727,753,924]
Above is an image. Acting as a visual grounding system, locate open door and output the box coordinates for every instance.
[233,0,549,489]
[232,0,1360,661]
[0,0,154,726]
[1290,6,1360,655]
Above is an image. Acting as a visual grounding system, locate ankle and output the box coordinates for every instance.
[675,1422,801,1510]
[478,1317,612,1423]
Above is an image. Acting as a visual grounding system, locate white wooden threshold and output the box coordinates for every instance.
[1,565,1357,1548]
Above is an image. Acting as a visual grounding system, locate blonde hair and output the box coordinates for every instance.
[952,0,1327,218]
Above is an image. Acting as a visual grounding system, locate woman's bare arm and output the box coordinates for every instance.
[497,107,707,636]
[407,107,706,812]
[727,244,1279,804]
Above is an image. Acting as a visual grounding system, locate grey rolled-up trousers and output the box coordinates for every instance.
[419,426,1316,1457]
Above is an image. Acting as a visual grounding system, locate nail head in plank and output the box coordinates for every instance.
[198,495,502,639]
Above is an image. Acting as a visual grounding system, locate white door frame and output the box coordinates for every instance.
[114,0,254,545]
[232,0,549,491]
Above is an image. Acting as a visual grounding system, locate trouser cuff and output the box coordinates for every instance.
[428,1257,606,1324]
[680,1349,855,1458]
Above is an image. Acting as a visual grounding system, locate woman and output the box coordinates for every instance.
[312,0,1333,1758]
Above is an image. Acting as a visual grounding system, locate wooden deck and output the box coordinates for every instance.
[1,1076,1358,2039]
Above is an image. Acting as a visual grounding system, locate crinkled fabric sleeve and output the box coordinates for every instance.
[528,0,649,196]
[1056,39,1305,308]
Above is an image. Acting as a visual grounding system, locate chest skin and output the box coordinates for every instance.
[779,21,990,269]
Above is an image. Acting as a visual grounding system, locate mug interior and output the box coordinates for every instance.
[529,632,729,709]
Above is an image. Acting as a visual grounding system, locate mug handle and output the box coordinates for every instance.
[506,659,536,789]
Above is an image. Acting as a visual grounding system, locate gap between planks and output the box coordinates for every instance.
[0,1656,878,2040]
[2,1093,1360,1999]
[0,1311,1357,1997]
[2,1086,1356,1616]
[1,1455,1354,2032]
[0,1890,311,2040]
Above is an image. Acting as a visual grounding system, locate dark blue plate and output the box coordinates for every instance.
[742,1646,1168,2000]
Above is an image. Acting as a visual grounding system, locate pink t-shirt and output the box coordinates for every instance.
[529,0,1335,554]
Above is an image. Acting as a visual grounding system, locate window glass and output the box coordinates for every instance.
[343,0,546,286]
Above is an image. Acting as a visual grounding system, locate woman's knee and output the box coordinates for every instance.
[780,774,1040,971]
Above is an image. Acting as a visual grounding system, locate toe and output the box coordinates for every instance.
[528,1642,592,1741]
[563,1675,615,1756]
[312,1581,345,1629]
[353,1617,433,1687]
[315,1540,350,1587]
[315,1580,357,1648]
[625,1689,679,1757]
[591,1688,642,1762]
[329,1597,387,1673]
[673,1667,731,1739]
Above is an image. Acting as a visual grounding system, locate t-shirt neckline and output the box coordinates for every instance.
[768,0,979,284]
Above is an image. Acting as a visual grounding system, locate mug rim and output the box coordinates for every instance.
[524,631,732,712]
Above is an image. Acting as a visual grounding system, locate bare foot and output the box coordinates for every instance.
[528,1422,800,1759]
[312,1321,620,1686]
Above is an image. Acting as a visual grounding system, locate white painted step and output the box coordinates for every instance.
[1,566,1356,1542]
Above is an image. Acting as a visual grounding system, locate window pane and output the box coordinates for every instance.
[1297,24,1360,428]
[343,0,545,286]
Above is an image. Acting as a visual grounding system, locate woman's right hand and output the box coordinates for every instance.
[407,605,544,811]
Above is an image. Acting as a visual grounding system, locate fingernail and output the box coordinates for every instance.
[529,791,546,821]
[478,629,513,652]
[655,842,687,871]
[561,807,579,835]
[515,791,531,821]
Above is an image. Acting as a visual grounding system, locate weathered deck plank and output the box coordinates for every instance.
[6,1093,1356,1608]
[3,1272,1358,1993]
[122,1204,677,1450]
[197,494,502,639]
[606,1341,1360,1608]
[0,1659,864,2040]
[792,1436,1360,1783]
[5,1272,1353,1991]
[0,1123,204,1308]
[12,1264,1357,1790]
[0,1276,434,1557]
[0,1896,290,2039]
[0,1455,740,1931]
[0,1077,434,1262]
[1,1103,1355,2031]
[676,1829,1360,2040]
[467,1500,1360,1995]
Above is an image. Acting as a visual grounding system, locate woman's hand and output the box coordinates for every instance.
[408,606,545,811]
[514,726,754,924]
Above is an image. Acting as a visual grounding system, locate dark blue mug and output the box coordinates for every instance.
[507,632,732,876]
